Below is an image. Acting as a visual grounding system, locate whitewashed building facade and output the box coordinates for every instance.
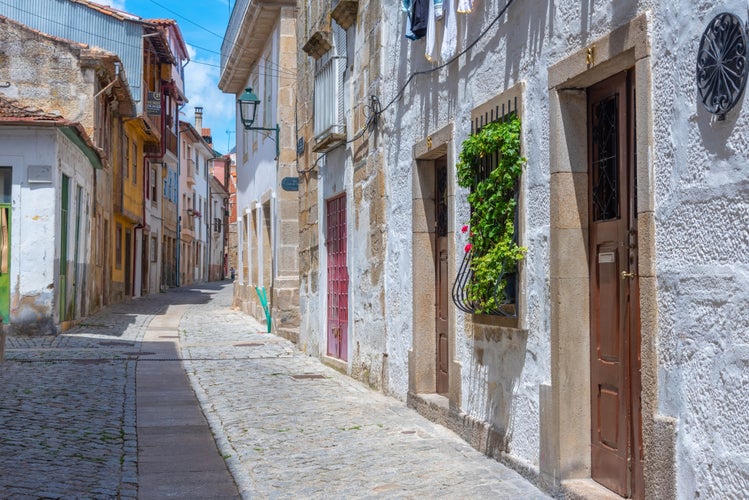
[292,1,749,498]
[220,0,300,338]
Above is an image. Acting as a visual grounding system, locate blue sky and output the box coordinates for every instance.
[103,0,237,153]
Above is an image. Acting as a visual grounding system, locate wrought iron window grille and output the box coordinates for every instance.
[696,13,748,121]
[451,98,520,318]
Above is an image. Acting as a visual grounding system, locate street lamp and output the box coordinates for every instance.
[237,87,280,158]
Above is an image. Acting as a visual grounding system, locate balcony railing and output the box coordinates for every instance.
[313,22,347,151]
[164,129,178,156]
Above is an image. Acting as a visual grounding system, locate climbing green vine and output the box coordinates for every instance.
[457,116,526,313]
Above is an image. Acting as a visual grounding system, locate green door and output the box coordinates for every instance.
[0,167,11,323]
[60,175,70,321]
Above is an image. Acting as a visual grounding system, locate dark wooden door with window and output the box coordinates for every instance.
[588,71,642,498]
[435,160,449,394]
[326,194,348,361]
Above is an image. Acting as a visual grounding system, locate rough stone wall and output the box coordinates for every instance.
[647,3,749,498]
[295,0,322,355]
[295,0,389,389]
[0,17,93,133]
[273,7,301,337]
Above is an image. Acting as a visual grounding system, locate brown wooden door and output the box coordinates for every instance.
[435,160,449,394]
[588,71,642,498]
[326,194,348,361]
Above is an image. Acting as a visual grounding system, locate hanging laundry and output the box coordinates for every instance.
[425,0,437,61]
[457,0,472,14]
[441,0,457,60]
[434,0,444,19]
[402,0,418,40]
[410,0,429,39]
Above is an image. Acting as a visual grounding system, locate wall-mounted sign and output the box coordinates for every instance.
[697,13,748,120]
[281,176,299,192]
[27,165,52,183]
[147,91,161,115]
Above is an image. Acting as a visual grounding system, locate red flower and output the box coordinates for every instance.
[461,225,469,233]
[464,243,472,253]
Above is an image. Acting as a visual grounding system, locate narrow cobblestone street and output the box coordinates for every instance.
[0,282,549,499]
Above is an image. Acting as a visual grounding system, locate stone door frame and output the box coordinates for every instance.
[543,13,670,498]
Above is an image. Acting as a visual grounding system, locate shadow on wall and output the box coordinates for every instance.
[386,0,554,174]
[466,325,529,452]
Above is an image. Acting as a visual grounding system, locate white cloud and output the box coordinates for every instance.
[97,0,128,11]
[182,44,236,153]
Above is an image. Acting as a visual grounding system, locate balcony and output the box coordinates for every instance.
[164,129,178,156]
[312,24,346,153]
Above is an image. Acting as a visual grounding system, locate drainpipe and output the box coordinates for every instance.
[175,116,182,288]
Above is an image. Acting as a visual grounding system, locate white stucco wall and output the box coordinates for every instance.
[647,3,749,497]
[373,0,749,493]
[379,0,555,466]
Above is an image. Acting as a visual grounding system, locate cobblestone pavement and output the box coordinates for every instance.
[0,283,549,499]
[180,284,549,499]
[0,295,169,499]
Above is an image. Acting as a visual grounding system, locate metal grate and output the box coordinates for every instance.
[313,20,347,141]
[591,95,620,222]
[291,374,326,380]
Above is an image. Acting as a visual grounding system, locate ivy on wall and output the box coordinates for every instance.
[456,116,526,314]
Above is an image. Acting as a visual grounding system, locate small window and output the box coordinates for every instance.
[151,165,158,202]
[150,236,158,262]
[123,137,129,179]
[131,142,137,184]
[115,223,123,269]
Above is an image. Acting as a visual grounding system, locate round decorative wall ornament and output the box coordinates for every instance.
[696,12,748,120]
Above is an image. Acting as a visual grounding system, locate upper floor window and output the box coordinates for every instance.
[124,136,129,179]
[131,142,138,184]
[314,20,347,142]
[151,164,158,203]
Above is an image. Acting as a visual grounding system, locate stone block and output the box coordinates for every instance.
[550,172,587,229]
[637,211,656,278]
[550,227,588,279]
[412,197,434,234]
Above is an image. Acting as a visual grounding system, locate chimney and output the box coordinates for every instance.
[195,106,203,132]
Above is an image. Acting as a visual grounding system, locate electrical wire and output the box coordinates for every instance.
[0,0,296,80]
[146,0,225,39]
[378,0,518,115]
[298,95,381,174]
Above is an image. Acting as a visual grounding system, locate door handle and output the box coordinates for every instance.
[621,271,635,280]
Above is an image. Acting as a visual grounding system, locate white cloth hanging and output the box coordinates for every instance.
[441,0,457,60]
[457,0,472,14]
[434,0,443,19]
[425,0,438,61]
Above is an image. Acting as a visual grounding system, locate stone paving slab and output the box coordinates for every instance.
[180,284,550,499]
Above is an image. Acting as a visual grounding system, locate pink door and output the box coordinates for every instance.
[326,194,348,361]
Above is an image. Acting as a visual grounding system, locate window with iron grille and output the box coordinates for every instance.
[314,21,347,142]
[452,92,524,318]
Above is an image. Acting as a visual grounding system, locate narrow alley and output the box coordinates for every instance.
[0,282,548,499]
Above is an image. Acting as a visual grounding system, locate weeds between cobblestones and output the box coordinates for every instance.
[178,285,549,499]
[1,285,548,499]
[0,296,160,499]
